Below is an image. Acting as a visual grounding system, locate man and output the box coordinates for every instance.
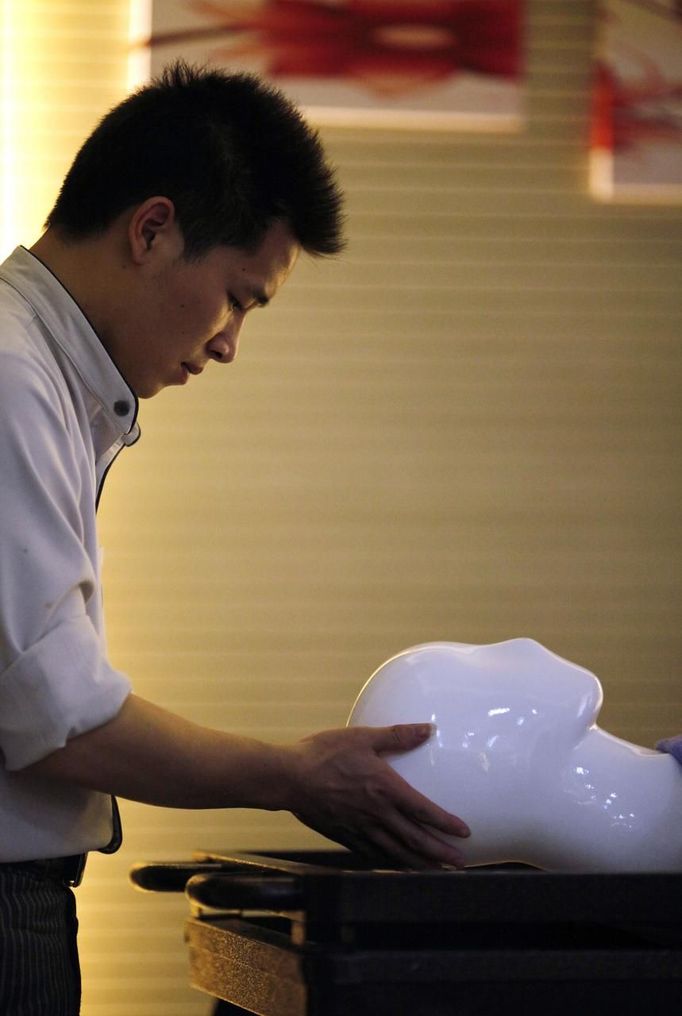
[0,62,470,1014]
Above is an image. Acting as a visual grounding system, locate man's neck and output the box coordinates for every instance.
[30,229,124,363]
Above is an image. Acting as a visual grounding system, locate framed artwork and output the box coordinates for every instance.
[147,0,525,130]
[590,0,682,202]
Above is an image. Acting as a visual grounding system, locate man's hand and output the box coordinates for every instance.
[25,696,471,868]
[284,723,471,869]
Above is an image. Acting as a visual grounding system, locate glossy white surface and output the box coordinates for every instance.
[348,639,682,871]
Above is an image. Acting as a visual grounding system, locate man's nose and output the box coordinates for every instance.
[207,319,242,364]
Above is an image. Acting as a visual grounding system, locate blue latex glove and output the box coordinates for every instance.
[656,734,682,765]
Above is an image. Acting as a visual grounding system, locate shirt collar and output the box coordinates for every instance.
[0,246,139,444]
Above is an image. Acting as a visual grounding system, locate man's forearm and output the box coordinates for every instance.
[25,693,472,869]
[24,693,295,811]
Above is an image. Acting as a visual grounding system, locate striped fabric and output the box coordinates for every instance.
[0,868,80,1015]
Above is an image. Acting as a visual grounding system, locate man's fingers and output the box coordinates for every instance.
[376,754,471,839]
[366,814,467,870]
[366,722,434,753]
[291,724,472,870]
[364,828,437,871]
[401,790,471,839]
[361,723,472,839]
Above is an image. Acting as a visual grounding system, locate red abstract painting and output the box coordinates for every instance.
[591,0,682,201]
[148,0,525,129]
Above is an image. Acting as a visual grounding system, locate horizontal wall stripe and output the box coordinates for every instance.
[4,1,680,1013]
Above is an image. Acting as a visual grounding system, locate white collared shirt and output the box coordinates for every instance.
[0,247,136,861]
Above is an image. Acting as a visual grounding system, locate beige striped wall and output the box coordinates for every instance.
[2,1,681,1013]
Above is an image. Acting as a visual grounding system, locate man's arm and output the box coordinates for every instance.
[26,693,470,869]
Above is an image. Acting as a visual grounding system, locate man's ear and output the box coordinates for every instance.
[128,197,177,263]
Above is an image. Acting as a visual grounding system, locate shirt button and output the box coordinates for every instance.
[114,399,131,417]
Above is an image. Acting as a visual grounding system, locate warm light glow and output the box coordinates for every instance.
[128,0,152,90]
[589,150,614,202]
[0,1,139,261]
[1,0,17,258]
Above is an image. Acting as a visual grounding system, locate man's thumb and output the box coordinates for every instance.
[372,722,434,753]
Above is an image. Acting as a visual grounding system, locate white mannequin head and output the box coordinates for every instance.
[348,639,682,872]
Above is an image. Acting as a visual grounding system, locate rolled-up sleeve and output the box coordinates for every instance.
[0,351,131,770]
[1,615,130,769]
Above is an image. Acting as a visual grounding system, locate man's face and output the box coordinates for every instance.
[113,218,300,398]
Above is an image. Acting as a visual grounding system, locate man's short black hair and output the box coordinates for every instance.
[46,61,344,257]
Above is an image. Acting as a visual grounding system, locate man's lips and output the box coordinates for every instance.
[182,362,203,376]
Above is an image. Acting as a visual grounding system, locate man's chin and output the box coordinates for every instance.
[136,377,169,399]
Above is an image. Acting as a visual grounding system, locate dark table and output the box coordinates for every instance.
[130,849,682,1015]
